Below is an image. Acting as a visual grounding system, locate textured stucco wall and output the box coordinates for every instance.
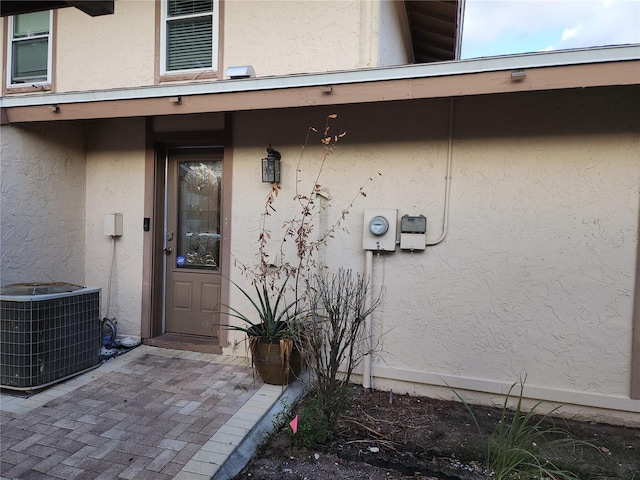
[226,87,639,420]
[55,0,156,92]
[224,0,378,76]
[2,0,405,94]
[377,0,411,66]
[83,118,146,337]
[0,123,86,286]
[2,1,410,94]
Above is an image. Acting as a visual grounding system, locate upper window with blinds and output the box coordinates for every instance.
[161,0,219,75]
[6,11,52,87]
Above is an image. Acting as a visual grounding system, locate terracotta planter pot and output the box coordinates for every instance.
[251,337,304,385]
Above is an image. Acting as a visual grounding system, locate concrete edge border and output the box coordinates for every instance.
[212,372,311,480]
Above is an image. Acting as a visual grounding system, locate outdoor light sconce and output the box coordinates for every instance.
[261,145,281,183]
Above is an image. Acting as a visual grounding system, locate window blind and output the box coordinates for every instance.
[167,16,213,71]
[168,0,212,17]
[165,0,214,72]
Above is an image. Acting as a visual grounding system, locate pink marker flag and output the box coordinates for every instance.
[289,415,298,434]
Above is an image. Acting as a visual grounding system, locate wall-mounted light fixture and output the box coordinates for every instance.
[262,145,281,183]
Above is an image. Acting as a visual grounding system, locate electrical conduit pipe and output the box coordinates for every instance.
[363,249,373,389]
[362,98,455,389]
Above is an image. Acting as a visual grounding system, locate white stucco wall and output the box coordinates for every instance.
[55,0,156,92]
[83,118,146,337]
[227,88,639,421]
[377,0,412,66]
[0,122,86,286]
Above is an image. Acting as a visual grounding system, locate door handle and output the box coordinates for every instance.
[164,247,173,255]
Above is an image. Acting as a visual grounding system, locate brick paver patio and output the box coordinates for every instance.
[0,345,284,480]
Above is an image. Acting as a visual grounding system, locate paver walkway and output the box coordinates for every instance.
[0,345,285,480]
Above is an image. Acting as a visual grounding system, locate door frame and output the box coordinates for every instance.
[141,116,232,348]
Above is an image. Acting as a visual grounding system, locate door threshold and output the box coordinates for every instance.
[143,334,222,354]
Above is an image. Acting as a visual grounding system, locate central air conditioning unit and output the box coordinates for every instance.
[0,283,102,391]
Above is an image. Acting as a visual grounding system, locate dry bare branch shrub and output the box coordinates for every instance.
[223,114,381,385]
[290,268,384,446]
[233,114,378,303]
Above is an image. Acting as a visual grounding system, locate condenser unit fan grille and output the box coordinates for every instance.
[0,284,101,390]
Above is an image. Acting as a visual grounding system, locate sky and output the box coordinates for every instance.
[460,0,640,59]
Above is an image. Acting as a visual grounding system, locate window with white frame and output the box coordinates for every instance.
[7,11,52,86]
[161,0,218,75]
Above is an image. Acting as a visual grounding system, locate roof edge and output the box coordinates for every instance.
[1,44,638,109]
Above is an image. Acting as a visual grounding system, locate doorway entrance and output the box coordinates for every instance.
[164,148,223,338]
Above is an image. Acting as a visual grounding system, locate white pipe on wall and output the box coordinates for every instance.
[362,98,455,389]
[363,249,373,389]
[426,98,454,246]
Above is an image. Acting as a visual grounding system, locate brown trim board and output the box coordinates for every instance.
[4,60,640,124]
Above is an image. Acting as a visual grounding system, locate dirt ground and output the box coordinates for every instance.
[234,386,640,480]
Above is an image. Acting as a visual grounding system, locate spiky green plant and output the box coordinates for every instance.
[451,378,592,480]
[486,380,583,480]
[222,276,297,338]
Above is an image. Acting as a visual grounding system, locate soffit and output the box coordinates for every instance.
[405,0,462,63]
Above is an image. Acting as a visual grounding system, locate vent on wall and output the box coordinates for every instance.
[0,283,101,391]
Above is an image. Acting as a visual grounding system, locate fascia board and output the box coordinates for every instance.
[1,44,639,109]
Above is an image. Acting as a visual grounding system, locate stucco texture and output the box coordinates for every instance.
[39,0,410,93]
[1,122,86,286]
[224,0,378,77]
[377,0,411,66]
[228,87,639,416]
[55,0,156,92]
[83,118,146,337]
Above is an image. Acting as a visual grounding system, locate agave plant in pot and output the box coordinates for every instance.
[223,276,304,385]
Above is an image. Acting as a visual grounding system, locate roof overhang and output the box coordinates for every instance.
[405,0,464,62]
[0,1,114,17]
[1,45,639,124]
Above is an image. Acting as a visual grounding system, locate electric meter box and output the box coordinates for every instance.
[363,209,397,251]
[400,215,426,251]
[104,213,123,237]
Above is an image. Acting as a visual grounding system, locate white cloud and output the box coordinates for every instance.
[561,26,580,41]
[461,0,640,58]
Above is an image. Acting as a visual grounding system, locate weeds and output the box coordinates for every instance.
[272,398,293,430]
